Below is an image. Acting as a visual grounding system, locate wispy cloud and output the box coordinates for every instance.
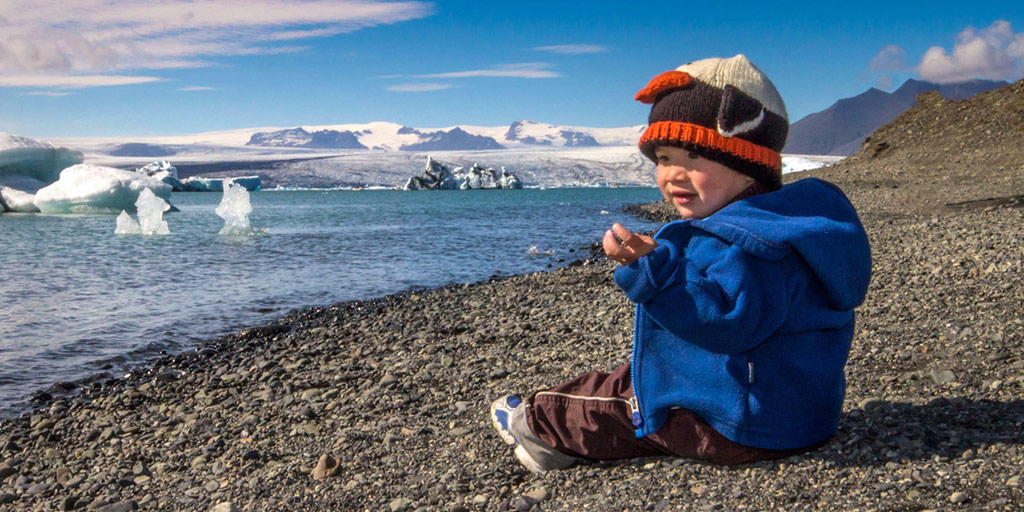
[0,74,164,88]
[387,83,453,92]
[870,20,1024,85]
[533,44,609,54]
[179,86,218,91]
[0,0,434,87]
[414,63,560,79]
[20,91,74,97]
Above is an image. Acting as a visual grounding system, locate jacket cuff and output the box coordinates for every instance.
[614,240,680,303]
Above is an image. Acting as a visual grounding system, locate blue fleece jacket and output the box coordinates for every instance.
[614,178,871,450]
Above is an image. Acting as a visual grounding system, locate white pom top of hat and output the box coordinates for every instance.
[676,54,788,121]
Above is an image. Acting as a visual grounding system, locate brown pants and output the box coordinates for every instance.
[525,362,810,465]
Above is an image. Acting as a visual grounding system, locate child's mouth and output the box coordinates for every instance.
[672,192,696,204]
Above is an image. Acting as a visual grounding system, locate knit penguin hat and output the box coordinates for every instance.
[636,54,789,190]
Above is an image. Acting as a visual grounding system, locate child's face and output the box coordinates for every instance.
[655,146,755,219]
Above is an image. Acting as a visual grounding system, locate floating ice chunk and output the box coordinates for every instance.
[114,189,170,235]
[33,164,172,214]
[135,160,182,190]
[114,210,140,234]
[0,174,46,212]
[216,180,257,235]
[0,132,83,184]
[525,245,555,256]
[135,188,170,234]
[180,175,260,192]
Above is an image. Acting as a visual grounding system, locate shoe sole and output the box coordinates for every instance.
[489,400,518,446]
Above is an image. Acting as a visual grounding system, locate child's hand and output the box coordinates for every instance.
[603,223,658,266]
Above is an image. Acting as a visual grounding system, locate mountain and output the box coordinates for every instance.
[398,127,505,151]
[503,120,600,147]
[785,79,1007,156]
[247,127,366,149]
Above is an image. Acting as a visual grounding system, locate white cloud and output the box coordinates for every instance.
[179,86,217,91]
[533,44,609,54]
[414,63,560,79]
[387,83,453,92]
[20,91,74,97]
[0,0,433,87]
[918,20,1024,83]
[0,74,163,88]
[870,45,907,71]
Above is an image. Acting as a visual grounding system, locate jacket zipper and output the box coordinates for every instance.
[630,303,644,431]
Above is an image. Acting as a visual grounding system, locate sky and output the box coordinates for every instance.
[1,1,1023,138]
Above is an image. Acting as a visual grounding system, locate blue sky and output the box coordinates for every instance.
[1,1,1023,138]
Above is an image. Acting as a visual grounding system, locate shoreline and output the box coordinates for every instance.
[3,173,1024,510]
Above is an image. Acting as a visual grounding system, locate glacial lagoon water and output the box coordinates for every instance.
[0,187,662,416]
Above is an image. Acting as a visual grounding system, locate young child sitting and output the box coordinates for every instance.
[490,54,872,473]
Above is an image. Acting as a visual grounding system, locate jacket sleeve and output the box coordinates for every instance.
[614,235,797,355]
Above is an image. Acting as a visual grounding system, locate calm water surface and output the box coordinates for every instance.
[0,188,662,416]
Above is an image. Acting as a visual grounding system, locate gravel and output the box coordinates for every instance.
[2,80,1023,511]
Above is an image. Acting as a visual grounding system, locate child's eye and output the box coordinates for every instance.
[688,151,700,160]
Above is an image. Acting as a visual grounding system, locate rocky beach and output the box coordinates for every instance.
[3,81,1024,511]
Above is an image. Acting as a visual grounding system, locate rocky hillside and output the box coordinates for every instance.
[785,79,1006,156]
[796,78,1024,215]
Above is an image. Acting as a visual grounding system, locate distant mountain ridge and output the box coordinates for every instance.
[245,121,641,151]
[785,78,1007,156]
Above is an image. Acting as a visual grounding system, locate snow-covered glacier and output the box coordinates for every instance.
[34,164,173,214]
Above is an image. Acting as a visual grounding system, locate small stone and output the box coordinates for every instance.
[949,491,969,504]
[56,466,72,485]
[133,475,151,485]
[488,368,510,379]
[62,495,80,511]
[132,461,150,476]
[210,502,240,512]
[204,480,220,492]
[930,369,957,385]
[472,494,488,505]
[379,373,398,386]
[1006,475,1020,486]
[390,497,413,511]
[0,493,17,505]
[311,453,341,480]
[26,482,50,496]
[96,500,139,512]
[0,463,16,480]
[524,488,549,502]
[858,397,885,412]
[241,449,260,461]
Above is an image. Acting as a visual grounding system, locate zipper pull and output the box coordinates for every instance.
[748,361,755,385]
[629,396,643,428]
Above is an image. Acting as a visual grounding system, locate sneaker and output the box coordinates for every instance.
[490,394,578,474]
[489,394,523,446]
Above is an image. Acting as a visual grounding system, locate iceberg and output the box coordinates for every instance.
[215,180,257,235]
[0,174,46,212]
[135,160,183,190]
[34,164,173,214]
[115,188,170,235]
[404,156,523,190]
[0,133,83,184]
[180,175,261,192]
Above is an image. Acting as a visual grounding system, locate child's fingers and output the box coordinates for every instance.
[611,223,635,247]
[603,230,628,263]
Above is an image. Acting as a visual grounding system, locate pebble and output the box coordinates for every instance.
[210,502,240,512]
[389,497,413,511]
[949,491,969,504]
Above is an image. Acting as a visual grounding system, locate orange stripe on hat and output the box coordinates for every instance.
[635,71,692,104]
[639,121,782,171]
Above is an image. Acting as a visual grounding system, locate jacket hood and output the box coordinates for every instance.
[688,177,871,310]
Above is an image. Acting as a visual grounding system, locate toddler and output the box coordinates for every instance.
[491,54,872,473]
